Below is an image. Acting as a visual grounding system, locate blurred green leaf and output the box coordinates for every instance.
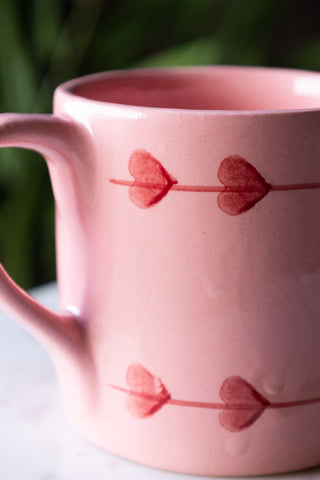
[0,0,38,112]
[136,37,223,67]
[32,0,62,63]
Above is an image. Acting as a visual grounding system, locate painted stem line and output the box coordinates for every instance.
[108,384,320,410]
[109,152,320,213]
[110,178,320,193]
[108,366,320,432]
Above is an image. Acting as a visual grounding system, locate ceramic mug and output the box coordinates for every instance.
[0,66,320,476]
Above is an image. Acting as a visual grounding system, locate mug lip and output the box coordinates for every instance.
[56,65,320,116]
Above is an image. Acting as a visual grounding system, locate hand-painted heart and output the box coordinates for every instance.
[128,149,177,209]
[125,363,171,418]
[217,155,271,215]
[219,376,270,432]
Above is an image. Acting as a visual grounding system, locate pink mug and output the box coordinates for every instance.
[0,66,320,476]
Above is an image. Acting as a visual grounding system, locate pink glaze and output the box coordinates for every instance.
[0,66,320,476]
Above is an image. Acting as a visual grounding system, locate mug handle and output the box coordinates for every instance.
[0,113,90,357]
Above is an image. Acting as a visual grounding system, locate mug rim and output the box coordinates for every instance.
[56,65,320,116]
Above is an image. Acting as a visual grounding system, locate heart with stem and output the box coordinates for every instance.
[110,150,320,214]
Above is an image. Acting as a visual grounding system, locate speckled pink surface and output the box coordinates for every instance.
[2,283,320,480]
[0,66,320,476]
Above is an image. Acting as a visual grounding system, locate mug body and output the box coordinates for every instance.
[51,66,320,476]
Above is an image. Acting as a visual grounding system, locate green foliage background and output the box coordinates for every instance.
[0,0,320,289]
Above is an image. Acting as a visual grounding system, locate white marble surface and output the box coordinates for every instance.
[0,283,320,480]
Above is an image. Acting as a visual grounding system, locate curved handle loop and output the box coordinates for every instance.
[0,113,90,356]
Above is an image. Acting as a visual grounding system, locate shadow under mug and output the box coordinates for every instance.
[0,66,320,476]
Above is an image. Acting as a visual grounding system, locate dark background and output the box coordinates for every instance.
[1,0,320,289]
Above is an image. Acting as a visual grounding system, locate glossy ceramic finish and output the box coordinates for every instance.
[0,66,320,476]
[2,282,320,480]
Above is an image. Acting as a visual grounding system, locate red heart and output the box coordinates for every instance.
[217,155,271,215]
[219,376,270,432]
[125,364,171,418]
[128,149,177,208]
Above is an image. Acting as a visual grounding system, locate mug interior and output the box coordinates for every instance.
[70,67,320,111]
